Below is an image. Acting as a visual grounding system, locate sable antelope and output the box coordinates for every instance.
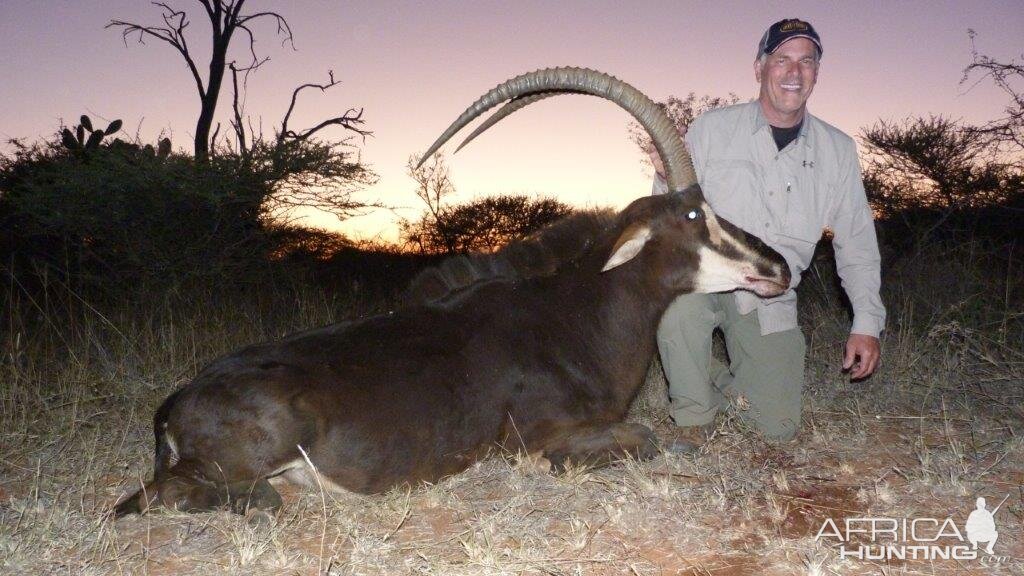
[115,68,790,516]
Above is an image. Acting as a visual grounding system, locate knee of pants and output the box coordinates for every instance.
[657,293,717,343]
[727,325,806,376]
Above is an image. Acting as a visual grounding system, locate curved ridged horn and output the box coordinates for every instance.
[418,67,697,192]
[454,91,565,153]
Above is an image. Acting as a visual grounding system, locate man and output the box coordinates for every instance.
[651,19,885,442]
[965,497,999,555]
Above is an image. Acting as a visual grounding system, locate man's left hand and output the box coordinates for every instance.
[843,334,881,380]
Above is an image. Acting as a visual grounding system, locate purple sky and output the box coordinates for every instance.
[2,1,1022,241]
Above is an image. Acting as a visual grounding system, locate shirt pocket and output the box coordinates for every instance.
[780,180,828,246]
[701,159,760,224]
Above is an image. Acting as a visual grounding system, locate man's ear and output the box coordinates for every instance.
[601,223,652,272]
[754,58,763,83]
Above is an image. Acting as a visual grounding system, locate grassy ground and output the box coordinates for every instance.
[1,241,1022,575]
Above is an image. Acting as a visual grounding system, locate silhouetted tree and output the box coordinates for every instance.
[402,153,457,253]
[860,116,1011,210]
[962,30,1024,155]
[401,194,573,255]
[401,154,572,254]
[860,115,1022,244]
[108,1,296,161]
[629,92,739,169]
[266,225,352,263]
[108,1,371,168]
[108,2,378,221]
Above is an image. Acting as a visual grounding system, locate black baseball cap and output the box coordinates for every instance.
[757,19,822,58]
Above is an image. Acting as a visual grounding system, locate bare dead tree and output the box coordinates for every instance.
[629,92,739,170]
[402,153,458,254]
[961,30,1024,157]
[108,0,294,161]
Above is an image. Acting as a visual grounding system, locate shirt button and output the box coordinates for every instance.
[768,191,774,196]
[765,222,771,228]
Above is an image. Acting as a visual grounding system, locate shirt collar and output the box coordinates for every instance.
[751,102,812,146]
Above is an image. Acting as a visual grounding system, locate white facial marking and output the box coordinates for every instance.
[693,246,756,293]
[702,203,765,265]
[692,212,789,295]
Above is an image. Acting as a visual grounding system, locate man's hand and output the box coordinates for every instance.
[843,334,881,380]
[644,142,667,180]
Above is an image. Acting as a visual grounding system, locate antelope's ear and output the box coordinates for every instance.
[601,223,652,272]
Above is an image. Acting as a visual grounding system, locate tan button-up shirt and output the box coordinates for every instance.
[653,101,885,337]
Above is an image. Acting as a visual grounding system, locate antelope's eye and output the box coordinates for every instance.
[685,208,703,221]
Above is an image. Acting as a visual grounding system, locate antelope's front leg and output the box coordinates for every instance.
[539,422,660,472]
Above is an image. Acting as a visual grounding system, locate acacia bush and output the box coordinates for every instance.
[861,116,1024,247]
[400,194,574,255]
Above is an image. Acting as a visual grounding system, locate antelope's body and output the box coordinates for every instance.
[115,69,791,516]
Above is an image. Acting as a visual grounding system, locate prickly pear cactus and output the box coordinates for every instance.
[59,114,168,158]
[60,114,124,153]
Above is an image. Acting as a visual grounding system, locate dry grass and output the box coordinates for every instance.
[1,243,1022,575]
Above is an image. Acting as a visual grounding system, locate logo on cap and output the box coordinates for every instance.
[759,18,822,58]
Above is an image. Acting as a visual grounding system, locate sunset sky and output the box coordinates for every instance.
[2,1,1022,242]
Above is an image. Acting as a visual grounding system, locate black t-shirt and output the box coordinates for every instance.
[771,121,802,151]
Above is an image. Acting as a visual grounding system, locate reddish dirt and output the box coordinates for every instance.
[776,484,864,539]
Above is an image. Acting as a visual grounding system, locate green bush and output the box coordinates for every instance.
[1,139,252,288]
[0,129,375,295]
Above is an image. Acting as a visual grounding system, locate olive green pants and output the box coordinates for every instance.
[656,293,806,441]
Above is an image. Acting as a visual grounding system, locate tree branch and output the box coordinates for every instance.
[198,0,216,21]
[960,29,1024,154]
[210,122,221,153]
[231,22,270,74]
[107,3,206,98]
[294,109,372,142]
[229,62,248,157]
[277,71,373,144]
[236,11,295,49]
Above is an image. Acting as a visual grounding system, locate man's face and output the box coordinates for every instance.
[754,37,819,125]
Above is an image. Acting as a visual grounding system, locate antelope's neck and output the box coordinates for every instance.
[555,265,677,408]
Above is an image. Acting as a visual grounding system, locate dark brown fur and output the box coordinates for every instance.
[115,188,788,517]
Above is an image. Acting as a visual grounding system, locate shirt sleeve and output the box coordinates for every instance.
[829,140,886,338]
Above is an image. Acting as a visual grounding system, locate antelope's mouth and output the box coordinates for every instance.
[743,275,789,297]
